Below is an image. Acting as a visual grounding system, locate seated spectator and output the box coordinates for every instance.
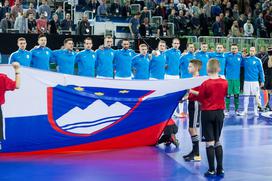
[230,20,241,37]
[14,12,27,33]
[61,13,72,32]
[26,3,36,18]
[129,12,141,39]
[36,13,48,34]
[139,17,153,37]
[38,0,51,20]
[11,0,23,20]
[140,7,150,24]
[77,14,91,35]
[0,12,13,33]
[157,20,169,37]
[212,16,223,36]
[27,13,37,34]
[0,0,11,20]
[243,19,254,37]
[48,14,60,34]
[110,0,122,16]
[97,0,108,16]
[55,6,64,21]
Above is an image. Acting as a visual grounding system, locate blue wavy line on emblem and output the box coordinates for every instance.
[60,115,124,129]
[64,120,117,131]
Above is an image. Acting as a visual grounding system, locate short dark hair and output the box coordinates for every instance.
[187,43,194,47]
[207,58,220,74]
[38,34,46,40]
[201,42,207,45]
[84,37,93,42]
[231,43,238,47]
[17,37,26,42]
[190,59,202,71]
[64,38,73,44]
[122,38,129,42]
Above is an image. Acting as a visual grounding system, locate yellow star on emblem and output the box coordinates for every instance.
[119,90,129,94]
[74,87,84,91]
[95,92,104,96]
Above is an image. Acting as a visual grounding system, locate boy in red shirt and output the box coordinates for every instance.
[190,59,228,178]
[0,62,20,150]
[183,59,202,162]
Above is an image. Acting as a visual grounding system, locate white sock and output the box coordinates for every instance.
[244,96,249,113]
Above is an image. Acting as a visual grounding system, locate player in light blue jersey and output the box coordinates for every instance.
[224,44,243,115]
[30,34,53,70]
[9,37,32,67]
[180,43,196,78]
[165,38,182,79]
[95,36,115,79]
[114,39,136,80]
[75,37,96,77]
[132,44,150,80]
[195,42,210,76]
[209,44,226,77]
[241,47,265,117]
[150,40,167,80]
[52,38,77,75]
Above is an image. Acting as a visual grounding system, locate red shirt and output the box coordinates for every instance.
[188,86,200,101]
[0,74,16,105]
[196,78,228,111]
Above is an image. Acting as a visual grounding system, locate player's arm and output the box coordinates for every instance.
[268,55,272,68]
[12,62,20,89]
[189,89,199,95]
[258,59,265,87]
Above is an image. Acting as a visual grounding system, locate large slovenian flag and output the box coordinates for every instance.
[0,65,207,154]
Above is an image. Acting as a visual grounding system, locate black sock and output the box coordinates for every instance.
[191,135,199,156]
[158,135,169,144]
[206,146,215,171]
[215,145,223,171]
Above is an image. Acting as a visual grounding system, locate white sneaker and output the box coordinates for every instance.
[254,112,259,117]
[224,111,229,116]
[235,111,243,116]
[239,111,247,116]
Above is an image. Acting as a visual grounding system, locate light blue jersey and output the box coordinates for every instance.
[165,48,182,76]
[52,49,77,75]
[132,54,150,80]
[9,49,32,66]
[243,56,264,83]
[30,46,53,70]
[95,48,115,78]
[75,49,96,77]
[195,51,210,76]
[209,52,226,76]
[225,52,243,80]
[180,52,195,78]
[150,51,166,80]
[114,49,136,78]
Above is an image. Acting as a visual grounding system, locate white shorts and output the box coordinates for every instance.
[115,76,132,80]
[149,77,158,80]
[96,76,113,79]
[165,74,180,80]
[243,81,260,96]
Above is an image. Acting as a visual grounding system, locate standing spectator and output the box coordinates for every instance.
[121,0,131,17]
[110,0,122,16]
[232,4,240,20]
[230,20,241,37]
[97,0,108,16]
[225,2,233,17]
[0,12,13,33]
[243,19,254,37]
[157,20,169,37]
[77,14,91,35]
[14,12,27,33]
[238,14,246,34]
[255,13,267,37]
[211,1,222,18]
[129,12,140,39]
[253,3,262,20]
[10,0,23,20]
[38,0,51,20]
[0,0,11,20]
[219,13,225,36]
[199,8,209,36]
[191,13,200,36]
[27,13,37,34]
[203,0,212,20]
[139,17,152,37]
[176,10,189,35]
[36,13,48,34]
[154,3,167,19]
[55,5,64,21]
[212,16,223,36]
[264,10,272,38]
[146,0,156,12]
[177,0,188,12]
[168,8,176,23]
[26,3,36,18]
[48,14,60,34]
[61,13,72,32]
[191,0,201,17]
[224,10,233,36]
[87,0,99,14]
[140,7,150,24]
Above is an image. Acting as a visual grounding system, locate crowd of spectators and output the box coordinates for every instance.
[0,0,271,38]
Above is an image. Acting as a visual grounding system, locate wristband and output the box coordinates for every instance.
[15,72,20,75]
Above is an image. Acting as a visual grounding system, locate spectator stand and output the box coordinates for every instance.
[150,16,162,36]
[228,37,256,51]
[198,36,228,51]
[256,38,272,52]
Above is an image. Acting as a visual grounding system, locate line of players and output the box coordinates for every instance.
[8,35,266,116]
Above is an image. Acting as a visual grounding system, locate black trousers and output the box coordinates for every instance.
[0,106,3,140]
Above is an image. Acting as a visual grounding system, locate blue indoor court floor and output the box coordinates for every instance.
[0,100,272,181]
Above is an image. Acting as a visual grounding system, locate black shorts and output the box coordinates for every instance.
[201,110,224,142]
[188,101,201,128]
[164,124,178,135]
